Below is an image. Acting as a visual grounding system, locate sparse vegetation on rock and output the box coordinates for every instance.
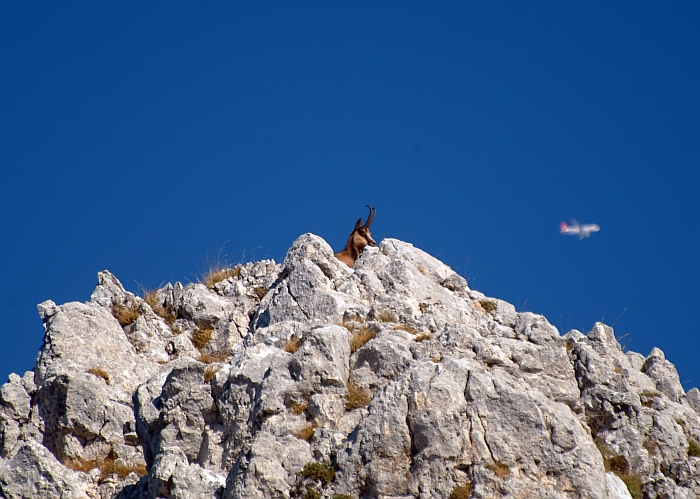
[2,235,700,499]
[111,303,139,326]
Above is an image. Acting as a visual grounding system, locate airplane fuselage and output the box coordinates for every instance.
[560,221,600,240]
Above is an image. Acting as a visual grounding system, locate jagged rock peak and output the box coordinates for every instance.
[0,234,699,498]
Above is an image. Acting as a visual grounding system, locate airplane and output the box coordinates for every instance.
[560,219,600,240]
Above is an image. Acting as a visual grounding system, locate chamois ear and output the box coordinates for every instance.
[354,218,363,229]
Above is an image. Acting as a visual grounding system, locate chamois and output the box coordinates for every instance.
[334,206,376,268]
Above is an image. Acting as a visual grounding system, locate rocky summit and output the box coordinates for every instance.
[1,235,700,499]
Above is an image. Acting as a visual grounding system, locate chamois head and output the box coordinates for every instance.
[334,205,376,268]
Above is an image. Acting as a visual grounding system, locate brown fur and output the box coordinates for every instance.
[334,206,376,268]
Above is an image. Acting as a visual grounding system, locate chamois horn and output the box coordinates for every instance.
[364,205,376,228]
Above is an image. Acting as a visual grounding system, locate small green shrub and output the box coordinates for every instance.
[304,487,321,499]
[301,462,335,486]
[479,300,496,313]
[688,438,700,457]
[332,494,352,499]
[599,452,642,499]
[621,474,643,499]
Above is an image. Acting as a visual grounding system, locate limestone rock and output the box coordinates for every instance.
[2,234,700,498]
[0,439,93,499]
[35,300,156,392]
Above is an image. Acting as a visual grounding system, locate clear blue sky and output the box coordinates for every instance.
[1,3,698,388]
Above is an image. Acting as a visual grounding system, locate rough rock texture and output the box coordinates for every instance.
[1,234,700,498]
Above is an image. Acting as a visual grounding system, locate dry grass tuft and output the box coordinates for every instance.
[394,323,421,335]
[284,335,306,354]
[620,474,643,499]
[253,286,268,300]
[487,461,509,479]
[413,332,432,342]
[642,438,660,456]
[200,351,229,365]
[192,325,228,364]
[449,482,473,499]
[143,290,178,330]
[204,364,223,383]
[596,437,642,497]
[479,300,497,313]
[142,290,160,311]
[192,326,214,351]
[349,326,375,354]
[339,321,355,333]
[604,454,629,475]
[202,265,242,289]
[65,451,147,482]
[87,367,111,385]
[111,304,140,327]
[345,379,371,411]
[598,448,642,498]
[288,399,309,415]
[377,311,397,323]
[295,423,316,442]
[639,390,660,407]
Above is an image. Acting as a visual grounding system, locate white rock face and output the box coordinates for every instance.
[1,235,700,498]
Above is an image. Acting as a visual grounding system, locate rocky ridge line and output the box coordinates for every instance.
[1,234,699,499]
